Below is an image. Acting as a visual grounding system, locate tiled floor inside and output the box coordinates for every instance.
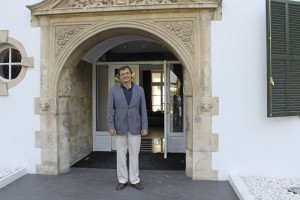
[0,168,239,200]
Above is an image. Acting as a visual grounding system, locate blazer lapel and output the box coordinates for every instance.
[129,85,139,107]
[117,84,128,106]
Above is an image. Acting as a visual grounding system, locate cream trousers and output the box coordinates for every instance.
[115,133,141,184]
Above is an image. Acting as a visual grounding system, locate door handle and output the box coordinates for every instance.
[270,77,275,86]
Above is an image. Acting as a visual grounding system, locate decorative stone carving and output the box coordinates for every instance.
[158,21,193,52]
[62,0,186,8]
[59,71,72,97]
[183,72,192,97]
[200,96,213,112]
[39,98,50,111]
[56,25,89,53]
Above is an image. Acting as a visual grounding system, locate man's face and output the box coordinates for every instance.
[119,68,132,84]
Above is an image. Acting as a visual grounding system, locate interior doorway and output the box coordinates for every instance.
[93,61,186,158]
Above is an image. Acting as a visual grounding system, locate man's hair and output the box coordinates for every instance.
[118,65,132,75]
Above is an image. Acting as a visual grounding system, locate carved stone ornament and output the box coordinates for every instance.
[59,71,72,97]
[200,96,213,112]
[158,21,193,52]
[56,25,89,53]
[62,0,190,8]
[39,98,50,111]
[183,72,192,97]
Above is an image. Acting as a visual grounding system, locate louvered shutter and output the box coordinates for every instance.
[267,0,300,117]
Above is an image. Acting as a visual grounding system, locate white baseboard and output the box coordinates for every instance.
[0,167,27,189]
[229,174,254,200]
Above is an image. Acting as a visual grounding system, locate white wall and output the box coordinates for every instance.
[0,0,41,173]
[1,0,300,179]
[212,0,300,180]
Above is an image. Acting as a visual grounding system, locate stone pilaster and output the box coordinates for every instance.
[35,97,60,175]
[40,17,51,98]
[191,9,219,180]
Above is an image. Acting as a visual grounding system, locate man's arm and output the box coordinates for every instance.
[140,87,148,136]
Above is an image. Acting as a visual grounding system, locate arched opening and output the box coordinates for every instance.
[53,26,193,173]
[30,0,221,180]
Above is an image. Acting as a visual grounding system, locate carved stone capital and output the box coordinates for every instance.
[35,97,57,114]
[199,96,219,115]
[200,96,213,112]
[39,98,51,111]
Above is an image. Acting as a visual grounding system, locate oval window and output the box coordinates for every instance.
[0,47,22,81]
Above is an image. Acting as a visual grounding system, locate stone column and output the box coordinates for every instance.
[191,10,219,180]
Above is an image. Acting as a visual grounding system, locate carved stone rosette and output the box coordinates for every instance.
[158,21,193,52]
[56,25,89,53]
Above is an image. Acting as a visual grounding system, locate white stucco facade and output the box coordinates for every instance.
[0,0,300,180]
[211,0,300,179]
[0,0,41,173]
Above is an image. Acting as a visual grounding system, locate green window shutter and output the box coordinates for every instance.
[267,0,300,117]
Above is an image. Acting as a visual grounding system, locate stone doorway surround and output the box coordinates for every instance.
[28,0,221,180]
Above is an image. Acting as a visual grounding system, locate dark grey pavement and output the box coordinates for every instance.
[0,168,239,200]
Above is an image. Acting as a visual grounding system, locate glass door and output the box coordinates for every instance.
[93,64,110,151]
[165,62,185,157]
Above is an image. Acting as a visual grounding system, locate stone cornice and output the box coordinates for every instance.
[27,0,221,16]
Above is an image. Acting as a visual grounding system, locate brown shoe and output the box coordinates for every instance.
[131,182,144,190]
[116,182,127,191]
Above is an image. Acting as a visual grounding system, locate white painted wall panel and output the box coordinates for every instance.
[212,0,300,180]
[0,0,41,173]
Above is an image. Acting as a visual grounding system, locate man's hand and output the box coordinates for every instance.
[109,129,116,136]
[141,129,148,136]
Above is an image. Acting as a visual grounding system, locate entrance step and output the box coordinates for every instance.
[140,137,163,153]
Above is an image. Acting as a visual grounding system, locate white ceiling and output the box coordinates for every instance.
[82,35,170,63]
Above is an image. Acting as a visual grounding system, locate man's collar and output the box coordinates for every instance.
[120,82,134,89]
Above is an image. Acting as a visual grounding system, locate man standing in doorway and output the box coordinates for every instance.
[107,65,148,191]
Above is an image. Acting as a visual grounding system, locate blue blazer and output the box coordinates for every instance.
[107,83,148,135]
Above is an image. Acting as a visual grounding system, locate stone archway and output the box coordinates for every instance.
[29,0,221,180]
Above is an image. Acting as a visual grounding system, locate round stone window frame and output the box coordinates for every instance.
[0,31,34,95]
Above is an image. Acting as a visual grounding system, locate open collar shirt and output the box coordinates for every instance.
[121,82,134,106]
